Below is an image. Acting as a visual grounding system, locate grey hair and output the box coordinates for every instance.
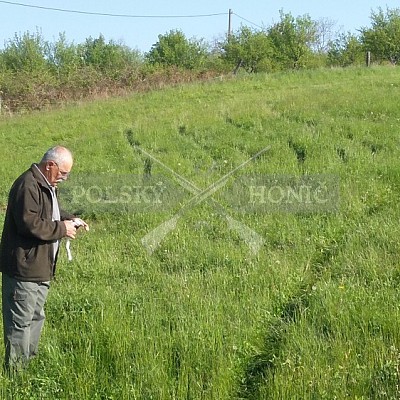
[40,146,73,165]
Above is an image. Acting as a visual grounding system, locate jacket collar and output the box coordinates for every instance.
[31,163,53,191]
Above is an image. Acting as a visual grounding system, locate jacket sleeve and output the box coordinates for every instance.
[60,209,76,221]
[11,179,67,241]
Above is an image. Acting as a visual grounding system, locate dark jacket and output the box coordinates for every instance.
[0,164,74,282]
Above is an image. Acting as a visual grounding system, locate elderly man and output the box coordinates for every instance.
[0,145,89,371]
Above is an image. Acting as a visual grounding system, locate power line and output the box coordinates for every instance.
[233,12,265,30]
[0,0,228,18]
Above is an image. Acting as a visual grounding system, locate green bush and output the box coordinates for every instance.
[360,6,400,64]
[145,30,208,70]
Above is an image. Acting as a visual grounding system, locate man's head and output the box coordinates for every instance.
[39,146,73,187]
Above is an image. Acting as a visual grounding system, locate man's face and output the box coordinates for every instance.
[45,159,73,187]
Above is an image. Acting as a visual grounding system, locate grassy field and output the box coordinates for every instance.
[0,66,399,399]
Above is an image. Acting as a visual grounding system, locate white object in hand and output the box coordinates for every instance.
[65,219,86,261]
[66,238,73,261]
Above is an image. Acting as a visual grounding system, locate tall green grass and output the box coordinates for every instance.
[0,66,399,399]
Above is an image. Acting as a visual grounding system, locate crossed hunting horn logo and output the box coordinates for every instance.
[129,137,270,255]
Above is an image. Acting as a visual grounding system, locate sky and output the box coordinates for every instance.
[0,0,399,53]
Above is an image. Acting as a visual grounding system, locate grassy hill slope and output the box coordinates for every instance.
[0,66,399,399]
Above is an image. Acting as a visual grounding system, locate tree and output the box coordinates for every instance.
[360,7,400,64]
[45,33,81,79]
[0,30,47,73]
[314,17,338,53]
[79,35,141,77]
[220,26,273,73]
[267,10,318,70]
[145,30,207,69]
[327,33,364,67]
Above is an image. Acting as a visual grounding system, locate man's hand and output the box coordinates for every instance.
[64,220,77,239]
[72,218,90,231]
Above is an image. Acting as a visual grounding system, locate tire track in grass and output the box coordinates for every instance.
[125,127,343,397]
[236,234,342,399]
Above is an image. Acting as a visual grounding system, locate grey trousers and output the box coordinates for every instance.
[1,274,50,370]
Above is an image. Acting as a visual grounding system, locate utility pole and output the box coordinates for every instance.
[228,9,233,38]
